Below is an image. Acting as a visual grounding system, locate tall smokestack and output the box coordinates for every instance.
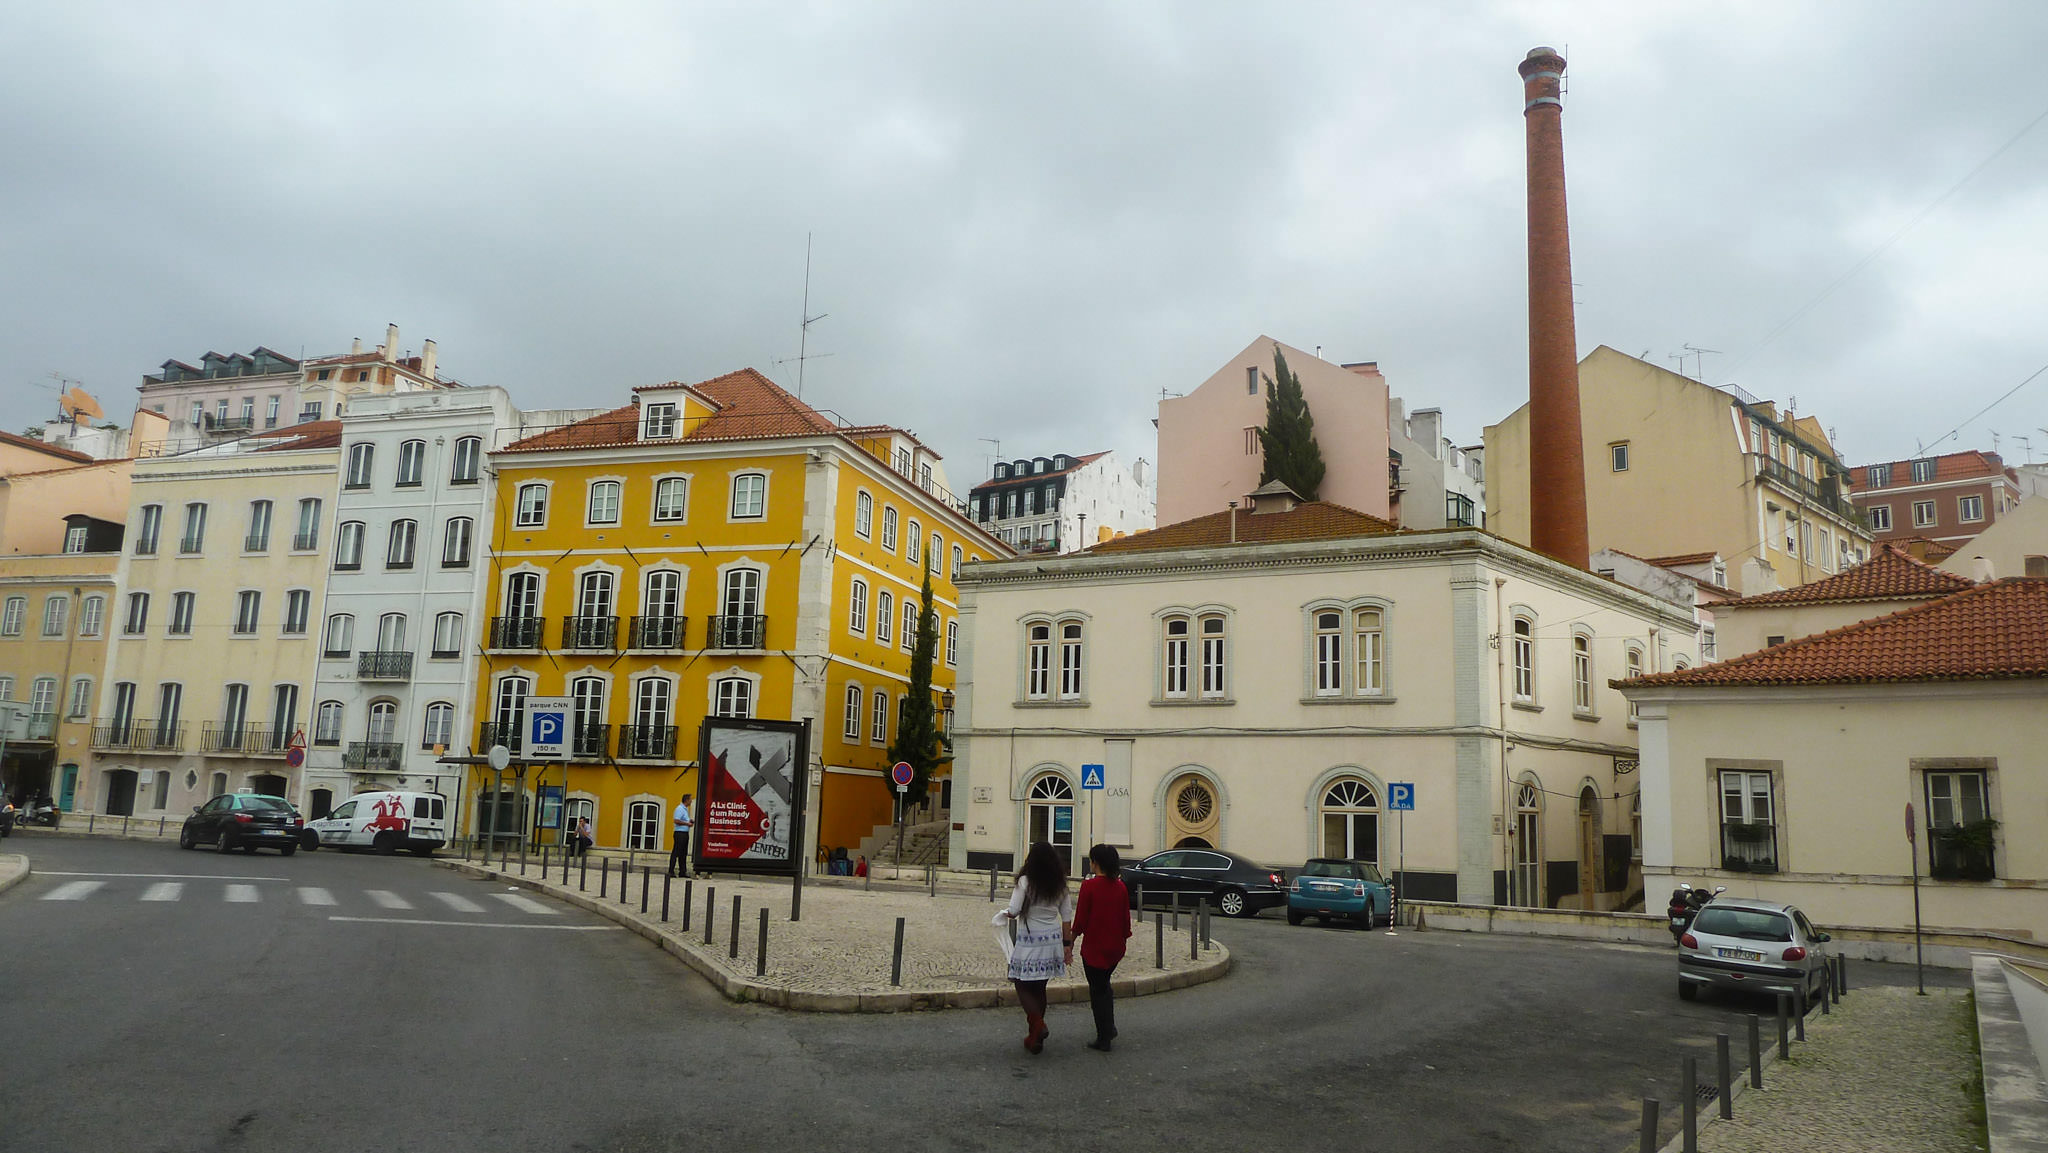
[1519,46,1590,568]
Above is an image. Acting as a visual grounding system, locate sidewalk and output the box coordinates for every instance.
[444,854,1232,1013]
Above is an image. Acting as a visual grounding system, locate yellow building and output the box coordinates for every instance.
[0,544,121,811]
[471,370,1004,859]
[1486,347,1873,594]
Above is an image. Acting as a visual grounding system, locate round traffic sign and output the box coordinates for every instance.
[284,746,305,769]
[891,761,914,787]
[488,744,512,771]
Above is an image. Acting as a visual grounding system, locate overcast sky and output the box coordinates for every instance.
[5,2,2047,486]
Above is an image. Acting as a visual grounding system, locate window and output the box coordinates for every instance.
[27,677,54,724]
[442,517,473,567]
[345,443,374,489]
[1867,463,1891,488]
[643,402,678,439]
[843,684,863,741]
[930,533,943,572]
[1314,611,1343,696]
[323,614,354,657]
[1868,504,1892,532]
[221,684,253,744]
[574,571,615,646]
[494,676,530,746]
[282,589,311,635]
[871,690,888,745]
[155,683,182,746]
[1163,617,1190,698]
[67,677,92,719]
[951,545,963,579]
[234,591,261,635]
[266,395,280,427]
[240,396,255,424]
[730,473,766,519]
[848,579,868,634]
[315,701,345,746]
[421,702,455,750]
[335,521,365,570]
[876,591,894,645]
[902,599,919,653]
[135,505,162,555]
[295,498,322,550]
[515,483,548,527]
[906,521,921,567]
[365,700,397,746]
[587,480,622,525]
[1912,500,1937,528]
[1959,494,1984,523]
[1244,427,1259,456]
[0,596,20,636]
[450,437,482,484]
[1199,616,1227,698]
[1911,458,1936,484]
[1624,647,1643,718]
[945,619,958,667]
[1927,770,1994,880]
[1355,608,1384,695]
[1246,366,1259,395]
[1025,623,1051,699]
[653,477,688,522]
[717,568,762,647]
[386,519,417,569]
[189,401,203,425]
[1058,622,1084,699]
[63,523,87,553]
[270,684,298,750]
[179,503,208,553]
[2027,555,2048,578]
[1572,633,1593,712]
[1511,618,1534,702]
[216,398,229,424]
[168,592,195,636]
[714,677,753,718]
[1798,521,1812,561]
[123,592,149,635]
[855,491,874,538]
[627,801,662,851]
[569,678,605,757]
[1609,442,1629,472]
[432,612,464,658]
[632,677,673,754]
[1319,779,1380,862]
[396,439,426,487]
[894,448,912,475]
[1718,769,1777,872]
[41,595,68,637]
[881,507,898,551]
[78,595,103,637]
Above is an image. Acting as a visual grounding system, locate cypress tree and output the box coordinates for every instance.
[1256,347,1327,500]
[887,569,944,806]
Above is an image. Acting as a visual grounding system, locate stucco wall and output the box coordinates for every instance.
[0,461,134,555]
[1714,598,1929,660]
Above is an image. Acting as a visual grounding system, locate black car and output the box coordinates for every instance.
[1121,848,1288,918]
[180,794,301,855]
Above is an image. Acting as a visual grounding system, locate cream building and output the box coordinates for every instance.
[92,423,340,817]
[1714,544,1975,660]
[1487,347,1873,592]
[1940,498,2048,582]
[951,483,1698,910]
[0,548,121,811]
[1621,578,2048,939]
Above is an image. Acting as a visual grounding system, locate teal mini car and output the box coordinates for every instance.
[1287,858,1395,928]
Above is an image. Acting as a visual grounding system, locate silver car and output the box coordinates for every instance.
[1677,897,1832,1002]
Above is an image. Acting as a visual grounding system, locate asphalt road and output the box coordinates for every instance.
[0,836,1966,1153]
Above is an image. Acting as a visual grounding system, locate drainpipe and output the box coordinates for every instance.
[1495,577,1510,903]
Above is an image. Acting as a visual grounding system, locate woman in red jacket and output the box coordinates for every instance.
[1067,843,1133,1052]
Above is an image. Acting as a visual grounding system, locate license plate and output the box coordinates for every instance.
[1716,947,1763,962]
[1311,882,1341,892]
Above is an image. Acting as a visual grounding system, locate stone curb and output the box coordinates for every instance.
[1649,989,1844,1153]
[6,823,181,846]
[0,853,30,898]
[440,859,1231,1013]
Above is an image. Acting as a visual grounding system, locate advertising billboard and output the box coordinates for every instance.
[694,717,810,877]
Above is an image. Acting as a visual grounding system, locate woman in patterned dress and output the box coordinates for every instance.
[1000,841,1075,1054]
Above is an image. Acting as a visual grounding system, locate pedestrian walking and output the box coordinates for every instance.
[1071,843,1131,1052]
[670,796,693,877]
[996,841,1074,1055]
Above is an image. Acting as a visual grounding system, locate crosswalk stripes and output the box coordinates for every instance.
[224,884,260,903]
[491,892,558,916]
[430,892,485,913]
[32,877,572,921]
[140,882,183,902]
[297,887,337,906]
[41,880,105,901]
[366,890,413,910]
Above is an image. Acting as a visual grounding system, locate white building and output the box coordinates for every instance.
[950,483,1698,909]
[1389,398,1485,530]
[967,451,1154,554]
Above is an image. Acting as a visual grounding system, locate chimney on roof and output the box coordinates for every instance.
[1229,501,1238,543]
[420,339,437,381]
[383,323,400,363]
[351,336,362,355]
[1519,46,1590,569]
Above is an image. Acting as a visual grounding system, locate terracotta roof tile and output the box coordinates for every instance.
[0,429,94,464]
[1621,578,2048,688]
[1856,449,2007,485]
[1641,551,1720,568]
[1085,500,1399,554]
[1719,543,1972,609]
[498,405,641,452]
[500,369,848,453]
[254,420,344,452]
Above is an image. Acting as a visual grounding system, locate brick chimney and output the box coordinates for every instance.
[1519,46,1590,568]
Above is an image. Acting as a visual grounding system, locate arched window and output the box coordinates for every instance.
[906,521,921,566]
[1512,781,1542,906]
[432,611,464,658]
[1058,621,1084,699]
[375,612,406,654]
[323,614,354,657]
[848,578,868,634]
[366,700,399,745]
[385,519,417,569]
[1166,773,1219,848]
[345,443,374,489]
[876,591,894,645]
[1027,774,1077,870]
[951,544,964,578]
[902,598,919,652]
[450,436,482,484]
[334,521,365,570]
[1199,615,1228,698]
[871,690,888,745]
[1512,618,1535,702]
[881,507,898,552]
[571,676,606,758]
[945,619,958,667]
[1319,779,1379,862]
[717,568,763,647]
[627,800,662,851]
[1313,611,1343,696]
[1162,616,1190,698]
[855,491,874,539]
[629,678,674,758]
[587,480,622,526]
[843,684,863,741]
[654,477,688,522]
[729,473,766,519]
[395,439,426,487]
[1571,632,1593,712]
[1355,608,1384,695]
[1025,622,1052,699]
[714,677,753,718]
[515,483,548,527]
[493,676,530,750]
[1625,646,1644,719]
[638,569,683,648]
[442,517,473,567]
[420,702,454,749]
[572,571,616,648]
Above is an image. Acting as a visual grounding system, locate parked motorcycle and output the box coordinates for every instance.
[1666,883,1726,944]
[17,797,59,828]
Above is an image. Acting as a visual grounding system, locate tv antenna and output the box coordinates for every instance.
[1670,344,1721,381]
[775,232,832,399]
[979,437,1002,476]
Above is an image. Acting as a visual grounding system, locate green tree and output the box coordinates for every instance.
[1256,347,1326,500]
[887,569,944,806]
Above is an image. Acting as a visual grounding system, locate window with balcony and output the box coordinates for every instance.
[345,443,374,490]
[123,592,149,635]
[179,503,208,554]
[625,677,674,758]
[294,498,322,551]
[135,504,162,555]
[568,571,617,649]
[635,570,683,649]
[450,437,482,485]
[395,439,426,487]
[168,591,195,636]
[1718,769,1778,872]
[713,568,764,648]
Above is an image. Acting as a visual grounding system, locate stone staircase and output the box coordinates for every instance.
[857,810,950,870]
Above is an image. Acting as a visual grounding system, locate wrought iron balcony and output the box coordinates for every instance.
[343,741,405,772]
[213,415,254,432]
[629,614,687,651]
[477,722,521,755]
[616,724,677,761]
[489,615,544,649]
[1753,453,1862,525]
[571,723,611,760]
[292,531,319,551]
[357,651,414,680]
[178,536,205,555]
[201,723,254,754]
[244,533,270,552]
[93,718,176,751]
[561,615,618,651]
[707,614,768,650]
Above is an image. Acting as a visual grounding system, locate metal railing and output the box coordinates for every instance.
[357,651,414,680]
[244,533,269,552]
[1719,823,1779,874]
[628,614,687,650]
[572,723,612,760]
[201,722,284,754]
[343,741,405,772]
[477,722,521,754]
[561,616,618,651]
[489,616,544,649]
[1753,454,1863,525]
[178,536,205,555]
[616,724,677,760]
[707,614,768,649]
[292,531,318,551]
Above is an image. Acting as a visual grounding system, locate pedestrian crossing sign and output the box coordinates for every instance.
[1080,764,1105,790]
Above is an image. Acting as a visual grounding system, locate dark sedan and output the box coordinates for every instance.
[1122,848,1288,918]
[179,793,301,855]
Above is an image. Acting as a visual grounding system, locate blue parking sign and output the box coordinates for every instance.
[1387,782,1415,812]
[524,696,572,760]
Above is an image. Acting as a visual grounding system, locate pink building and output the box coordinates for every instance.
[1156,336,1392,526]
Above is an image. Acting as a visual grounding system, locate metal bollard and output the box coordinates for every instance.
[579,851,588,891]
[1201,902,1212,948]
[601,857,610,899]
[1189,906,1199,960]
[1171,893,1180,932]
[542,845,551,876]
[123,815,130,836]
[890,916,905,986]
[704,887,716,945]
[1638,1096,1659,1153]
[730,894,742,959]
[1154,913,1165,970]
[499,838,508,871]
[682,879,694,931]
[1837,954,1849,995]
[1748,1015,1763,1089]
[1820,972,1831,1015]
[1777,994,1791,1058]
[1795,988,1807,1041]
[1716,1033,1733,1120]
[158,817,165,836]
[462,834,470,861]
[928,862,936,898]
[661,872,672,922]
[1134,884,1144,924]
[756,907,769,977]
[641,866,650,913]
[989,865,998,902]
[1681,1055,1698,1153]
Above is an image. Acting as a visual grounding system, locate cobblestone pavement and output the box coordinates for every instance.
[453,854,1227,1006]
[1700,985,1985,1153]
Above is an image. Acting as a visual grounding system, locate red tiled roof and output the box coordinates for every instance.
[1622,578,2048,688]
[970,452,1109,494]
[0,429,94,464]
[499,404,641,452]
[254,420,344,452]
[1719,543,1973,610]
[1086,500,1399,554]
[500,369,846,453]
[1642,551,1720,568]
[1855,449,2008,487]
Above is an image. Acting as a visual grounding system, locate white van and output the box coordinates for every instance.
[304,791,447,856]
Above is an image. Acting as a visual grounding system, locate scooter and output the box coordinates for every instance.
[1666,883,1726,943]
[17,797,59,828]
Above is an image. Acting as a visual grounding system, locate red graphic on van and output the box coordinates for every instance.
[364,794,410,835]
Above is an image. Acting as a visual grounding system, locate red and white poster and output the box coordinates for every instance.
[695,718,807,875]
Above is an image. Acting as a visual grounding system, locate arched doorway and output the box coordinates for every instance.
[1318,778,1380,864]
[1164,773,1219,848]
[1025,774,1075,873]
[1576,786,1601,910]
[1512,780,1542,907]
[104,769,137,816]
